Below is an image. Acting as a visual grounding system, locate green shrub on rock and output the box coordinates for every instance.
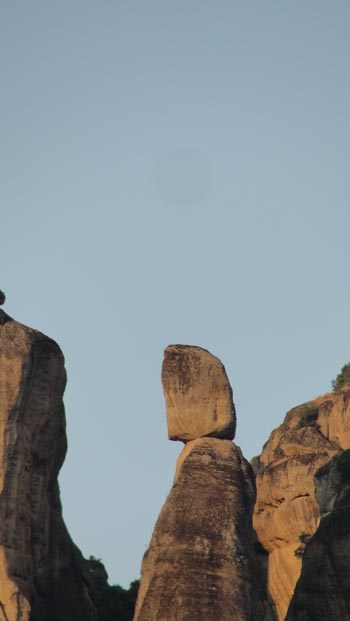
[295,405,319,430]
[332,363,350,391]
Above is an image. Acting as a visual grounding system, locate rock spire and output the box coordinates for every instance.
[0,311,98,620]
[134,344,275,621]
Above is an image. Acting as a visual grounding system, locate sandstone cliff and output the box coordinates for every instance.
[135,345,275,621]
[253,385,350,621]
[286,447,350,620]
[0,306,98,620]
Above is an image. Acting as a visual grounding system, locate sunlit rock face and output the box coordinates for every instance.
[253,387,350,621]
[162,344,236,442]
[286,447,350,621]
[0,312,98,621]
[135,346,276,621]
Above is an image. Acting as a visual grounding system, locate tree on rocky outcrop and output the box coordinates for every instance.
[332,362,350,391]
[87,557,139,621]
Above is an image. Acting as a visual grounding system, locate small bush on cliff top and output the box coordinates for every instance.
[332,362,350,391]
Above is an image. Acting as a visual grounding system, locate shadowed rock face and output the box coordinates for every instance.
[162,345,236,442]
[253,387,350,621]
[135,345,276,621]
[286,447,350,621]
[0,317,98,620]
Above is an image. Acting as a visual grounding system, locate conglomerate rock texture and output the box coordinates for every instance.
[135,345,276,621]
[253,386,350,621]
[286,447,350,621]
[0,309,98,621]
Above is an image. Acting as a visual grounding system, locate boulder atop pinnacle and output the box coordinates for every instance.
[0,290,5,305]
[161,344,236,442]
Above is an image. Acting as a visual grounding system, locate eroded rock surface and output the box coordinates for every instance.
[135,437,275,621]
[0,316,98,620]
[162,344,236,442]
[253,387,350,620]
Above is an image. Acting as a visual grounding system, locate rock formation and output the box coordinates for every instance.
[0,301,98,620]
[162,344,236,442]
[286,448,350,620]
[135,345,276,621]
[253,385,350,620]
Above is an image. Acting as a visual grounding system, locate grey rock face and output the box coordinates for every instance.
[315,449,350,516]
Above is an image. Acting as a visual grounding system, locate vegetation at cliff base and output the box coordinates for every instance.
[87,557,139,621]
[332,362,350,391]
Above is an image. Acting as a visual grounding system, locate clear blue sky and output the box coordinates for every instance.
[1,1,349,588]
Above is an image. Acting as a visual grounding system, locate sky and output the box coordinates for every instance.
[1,1,350,588]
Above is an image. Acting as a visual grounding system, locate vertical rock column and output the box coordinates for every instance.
[0,302,98,621]
[134,345,275,621]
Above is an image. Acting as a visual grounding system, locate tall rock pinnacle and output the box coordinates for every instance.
[0,312,98,620]
[134,345,275,621]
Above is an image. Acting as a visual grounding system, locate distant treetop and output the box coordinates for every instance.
[332,363,350,392]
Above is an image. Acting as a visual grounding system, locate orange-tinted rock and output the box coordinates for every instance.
[254,388,350,621]
[162,345,236,442]
[135,437,276,621]
[0,317,98,620]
